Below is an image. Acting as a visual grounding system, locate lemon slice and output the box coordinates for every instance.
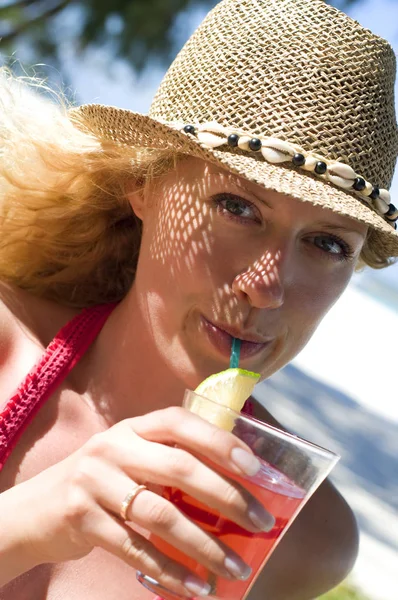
[190,368,260,431]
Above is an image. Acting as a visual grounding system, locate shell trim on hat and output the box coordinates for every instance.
[174,121,398,229]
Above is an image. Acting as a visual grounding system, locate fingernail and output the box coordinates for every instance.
[231,447,261,477]
[184,575,212,596]
[248,501,275,531]
[224,556,252,580]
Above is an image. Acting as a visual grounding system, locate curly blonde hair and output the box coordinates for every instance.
[0,69,393,309]
[0,68,180,307]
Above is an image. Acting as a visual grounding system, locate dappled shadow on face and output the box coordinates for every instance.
[148,176,208,273]
[146,159,283,329]
[231,250,283,312]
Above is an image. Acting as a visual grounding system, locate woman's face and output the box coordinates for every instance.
[129,158,367,388]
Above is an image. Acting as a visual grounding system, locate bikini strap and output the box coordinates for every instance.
[0,303,116,471]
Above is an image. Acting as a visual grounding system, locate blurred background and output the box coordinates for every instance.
[0,0,397,598]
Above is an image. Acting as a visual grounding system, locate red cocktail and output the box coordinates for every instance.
[151,459,304,599]
[137,392,339,600]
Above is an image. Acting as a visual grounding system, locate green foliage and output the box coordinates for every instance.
[0,0,217,70]
[0,0,360,71]
[318,581,372,600]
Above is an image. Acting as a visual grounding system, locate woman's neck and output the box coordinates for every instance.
[79,292,187,425]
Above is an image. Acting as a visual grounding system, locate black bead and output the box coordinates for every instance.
[292,153,305,167]
[386,203,397,217]
[353,177,366,192]
[227,134,239,147]
[183,125,196,135]
[314,161,327,175]
[248,137,262,152]
[369,186,380,200]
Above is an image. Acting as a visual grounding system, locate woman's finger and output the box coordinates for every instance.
[93,470,252,581]
[82,509,213,598]
[84,431,274,533]
[128,407,262,478]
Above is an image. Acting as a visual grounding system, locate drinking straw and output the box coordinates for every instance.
[230,337,241,368]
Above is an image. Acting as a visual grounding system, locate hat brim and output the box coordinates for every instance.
[69,105,398,258]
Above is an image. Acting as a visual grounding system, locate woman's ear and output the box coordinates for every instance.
[126,186,146,221]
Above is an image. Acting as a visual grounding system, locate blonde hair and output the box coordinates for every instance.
[0,69,393,309]
[0,68,179,307]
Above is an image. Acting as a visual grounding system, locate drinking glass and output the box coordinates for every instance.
[137,390,339,600]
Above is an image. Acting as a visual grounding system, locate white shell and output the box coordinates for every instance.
[362,181,373,197]
[261,146,291,163]
[262,137,294,155]
[301,156,318,171]
[237,136,252,151]
[379,188,391,205]
[328,162,356,181]
[374,196,390,215]
[197,131,226,148]
[198,121,229,136]
[327,174,355,189]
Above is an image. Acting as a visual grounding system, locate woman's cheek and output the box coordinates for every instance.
[291,276,351,344]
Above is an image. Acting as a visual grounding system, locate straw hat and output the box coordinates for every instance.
[70,0,398,257]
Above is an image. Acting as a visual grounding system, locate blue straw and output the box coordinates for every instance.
[230,337,241,368]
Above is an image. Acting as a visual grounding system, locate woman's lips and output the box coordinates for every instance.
[200,316,271,360]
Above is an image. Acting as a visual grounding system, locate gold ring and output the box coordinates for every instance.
[119,484,147,521]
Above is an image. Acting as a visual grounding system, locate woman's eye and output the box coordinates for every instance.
[311,234,353,259]
[212,193,260,223]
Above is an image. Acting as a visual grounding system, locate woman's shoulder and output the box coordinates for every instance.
[0,283,79,346]
[0,287,14,366]
[0,283,79,403]
[0,283,28,372]
[0,284,102,490]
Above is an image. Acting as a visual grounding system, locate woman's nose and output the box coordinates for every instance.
[231,253,285,309]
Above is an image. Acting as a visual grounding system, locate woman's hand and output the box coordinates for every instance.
[12,407,274,596]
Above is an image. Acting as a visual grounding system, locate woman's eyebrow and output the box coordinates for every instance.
[314,222,367,239]
[234,181,274,210]
[205,166,273,207]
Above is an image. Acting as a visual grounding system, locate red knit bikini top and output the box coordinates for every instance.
[0,303,254,472]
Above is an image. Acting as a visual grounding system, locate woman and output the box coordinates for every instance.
[0,0,397,598]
